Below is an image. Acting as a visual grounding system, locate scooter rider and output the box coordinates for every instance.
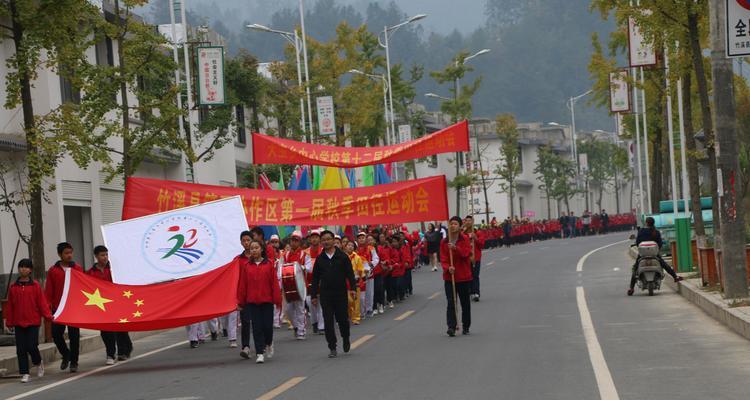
[627,217,683,296]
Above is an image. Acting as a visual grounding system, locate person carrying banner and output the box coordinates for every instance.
[441,217,473,337]
[305,229,325,334]
[237,232,282,364]
[45,242,83,373]
[310,230,356,358]
[88,246,133,364]
[6,258,51,383]
[281,231,312,340]
[463,215,486,302]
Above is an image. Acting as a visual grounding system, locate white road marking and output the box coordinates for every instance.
[613,267,621,271]
[577,286,620,400]
[6,340,189,400]
[519,251,529,255]
[428,291,441,300]
[576,240,630,272]
[350,334,374,350]
[394,310,415,321]
[256,376,307,400]
[541,246,549,250]
[502,257,510,261]
[486,261,495,266]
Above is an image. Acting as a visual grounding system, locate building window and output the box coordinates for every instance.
[95,36,114,66]
[517,145,524,173]
[428,155,438,168]
[235,105,246,145]
[60,75,81,104]
[199,106,210,124]
[519,196,525,217]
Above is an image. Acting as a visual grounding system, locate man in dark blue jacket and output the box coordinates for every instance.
[628,217,683,296]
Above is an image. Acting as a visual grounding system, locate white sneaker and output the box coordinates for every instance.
[432,266,438,272]
[105,357,115,366]
[36,361,44,377]
[266,344,274,359]
[20,374,30,383]
[389,302,395,309]
[229,340,238,348]
[378,305,385,314]
[255,354,265,364]
[240,346,251,359]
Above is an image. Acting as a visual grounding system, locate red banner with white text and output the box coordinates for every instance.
[251,120,469,167]
[122,176,448,226]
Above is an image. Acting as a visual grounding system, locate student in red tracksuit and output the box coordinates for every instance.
[463,215,486,302]
[237,232,282,364]
[45,242,84,373]
[88,245,133,365]
[389,237,406,302]
[6,259,52,382]
[400,234,414,297]
[441,216,473,337]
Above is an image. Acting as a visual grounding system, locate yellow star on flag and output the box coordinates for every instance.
[81,289,113,311]
[134,299,144,307]
[122,290,133,298]
[132,311,143,318]
[119,318,129,323]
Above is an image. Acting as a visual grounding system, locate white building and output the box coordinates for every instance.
[0,4,249,288]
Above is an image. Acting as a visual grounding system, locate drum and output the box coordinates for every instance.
[281,262,307,302]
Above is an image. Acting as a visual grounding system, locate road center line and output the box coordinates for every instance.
[428,291,441,300]
[350,334,374,350]
[6,339,189,400]
[576,240,630,272]
[256,376,307,400]
[576,286,620,400]
[394,310,415,321]
[486,261,495,266]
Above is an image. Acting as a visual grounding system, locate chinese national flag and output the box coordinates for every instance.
[53,259,240,332]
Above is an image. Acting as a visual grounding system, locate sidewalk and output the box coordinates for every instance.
[0,329,161,376]
[629,247,750,341]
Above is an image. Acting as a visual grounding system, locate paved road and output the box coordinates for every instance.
[1,232,749,400]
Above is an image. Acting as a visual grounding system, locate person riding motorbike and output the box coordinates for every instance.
[627,217,683,296]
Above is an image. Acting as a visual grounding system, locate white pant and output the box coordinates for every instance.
[365,279,374,314]
[219,311,238,341]
[186,323,201,341]
[307,296,324,330]
[273,304,283,328]
[285,300,306,336]
[360,290,367,320]
[205,318,218,335]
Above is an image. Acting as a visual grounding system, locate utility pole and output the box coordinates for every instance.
[709,0,747,298]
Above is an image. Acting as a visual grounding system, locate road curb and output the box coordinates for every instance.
[0,330,161,376]
[628,247,750,342]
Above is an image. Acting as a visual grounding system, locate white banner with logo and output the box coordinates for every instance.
[102,196,247,285]
[316,96,336,136]
[197,46,226,105]
[628,14,657,67]
[609,70,630,113]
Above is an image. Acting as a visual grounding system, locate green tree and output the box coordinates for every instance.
[534,145,561,219]
[1,0,104,278]
[551,156,579,215]
[495,113,522,217]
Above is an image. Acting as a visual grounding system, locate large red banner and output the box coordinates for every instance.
[252,120,469,167]
[123,176,449,226]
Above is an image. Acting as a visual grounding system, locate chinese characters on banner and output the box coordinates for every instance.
[726,0,750,57]
[197,46,225,105]
[628,13,657,67]
[122,176,449,226]
[316,96,336,136]
[252,120,469,167]
[609,70,630,113]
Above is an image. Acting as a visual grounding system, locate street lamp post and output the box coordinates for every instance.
[568,89,592,172]
[378,14,427,147]
[349,69,390,144]
[247,23,308,141]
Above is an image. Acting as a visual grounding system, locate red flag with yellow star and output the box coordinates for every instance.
[53,259,240,331]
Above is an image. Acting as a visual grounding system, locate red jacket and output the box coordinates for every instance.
[466,230,486,261]
[377,245,391,276]
[86,263,113,282]
[237,254,282,306]
[266,244,278,261]
[388,246,405,277]
[440,234,473,282]
[5,279,52,328]
[45,261,83,312]
[401,245,413,270]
